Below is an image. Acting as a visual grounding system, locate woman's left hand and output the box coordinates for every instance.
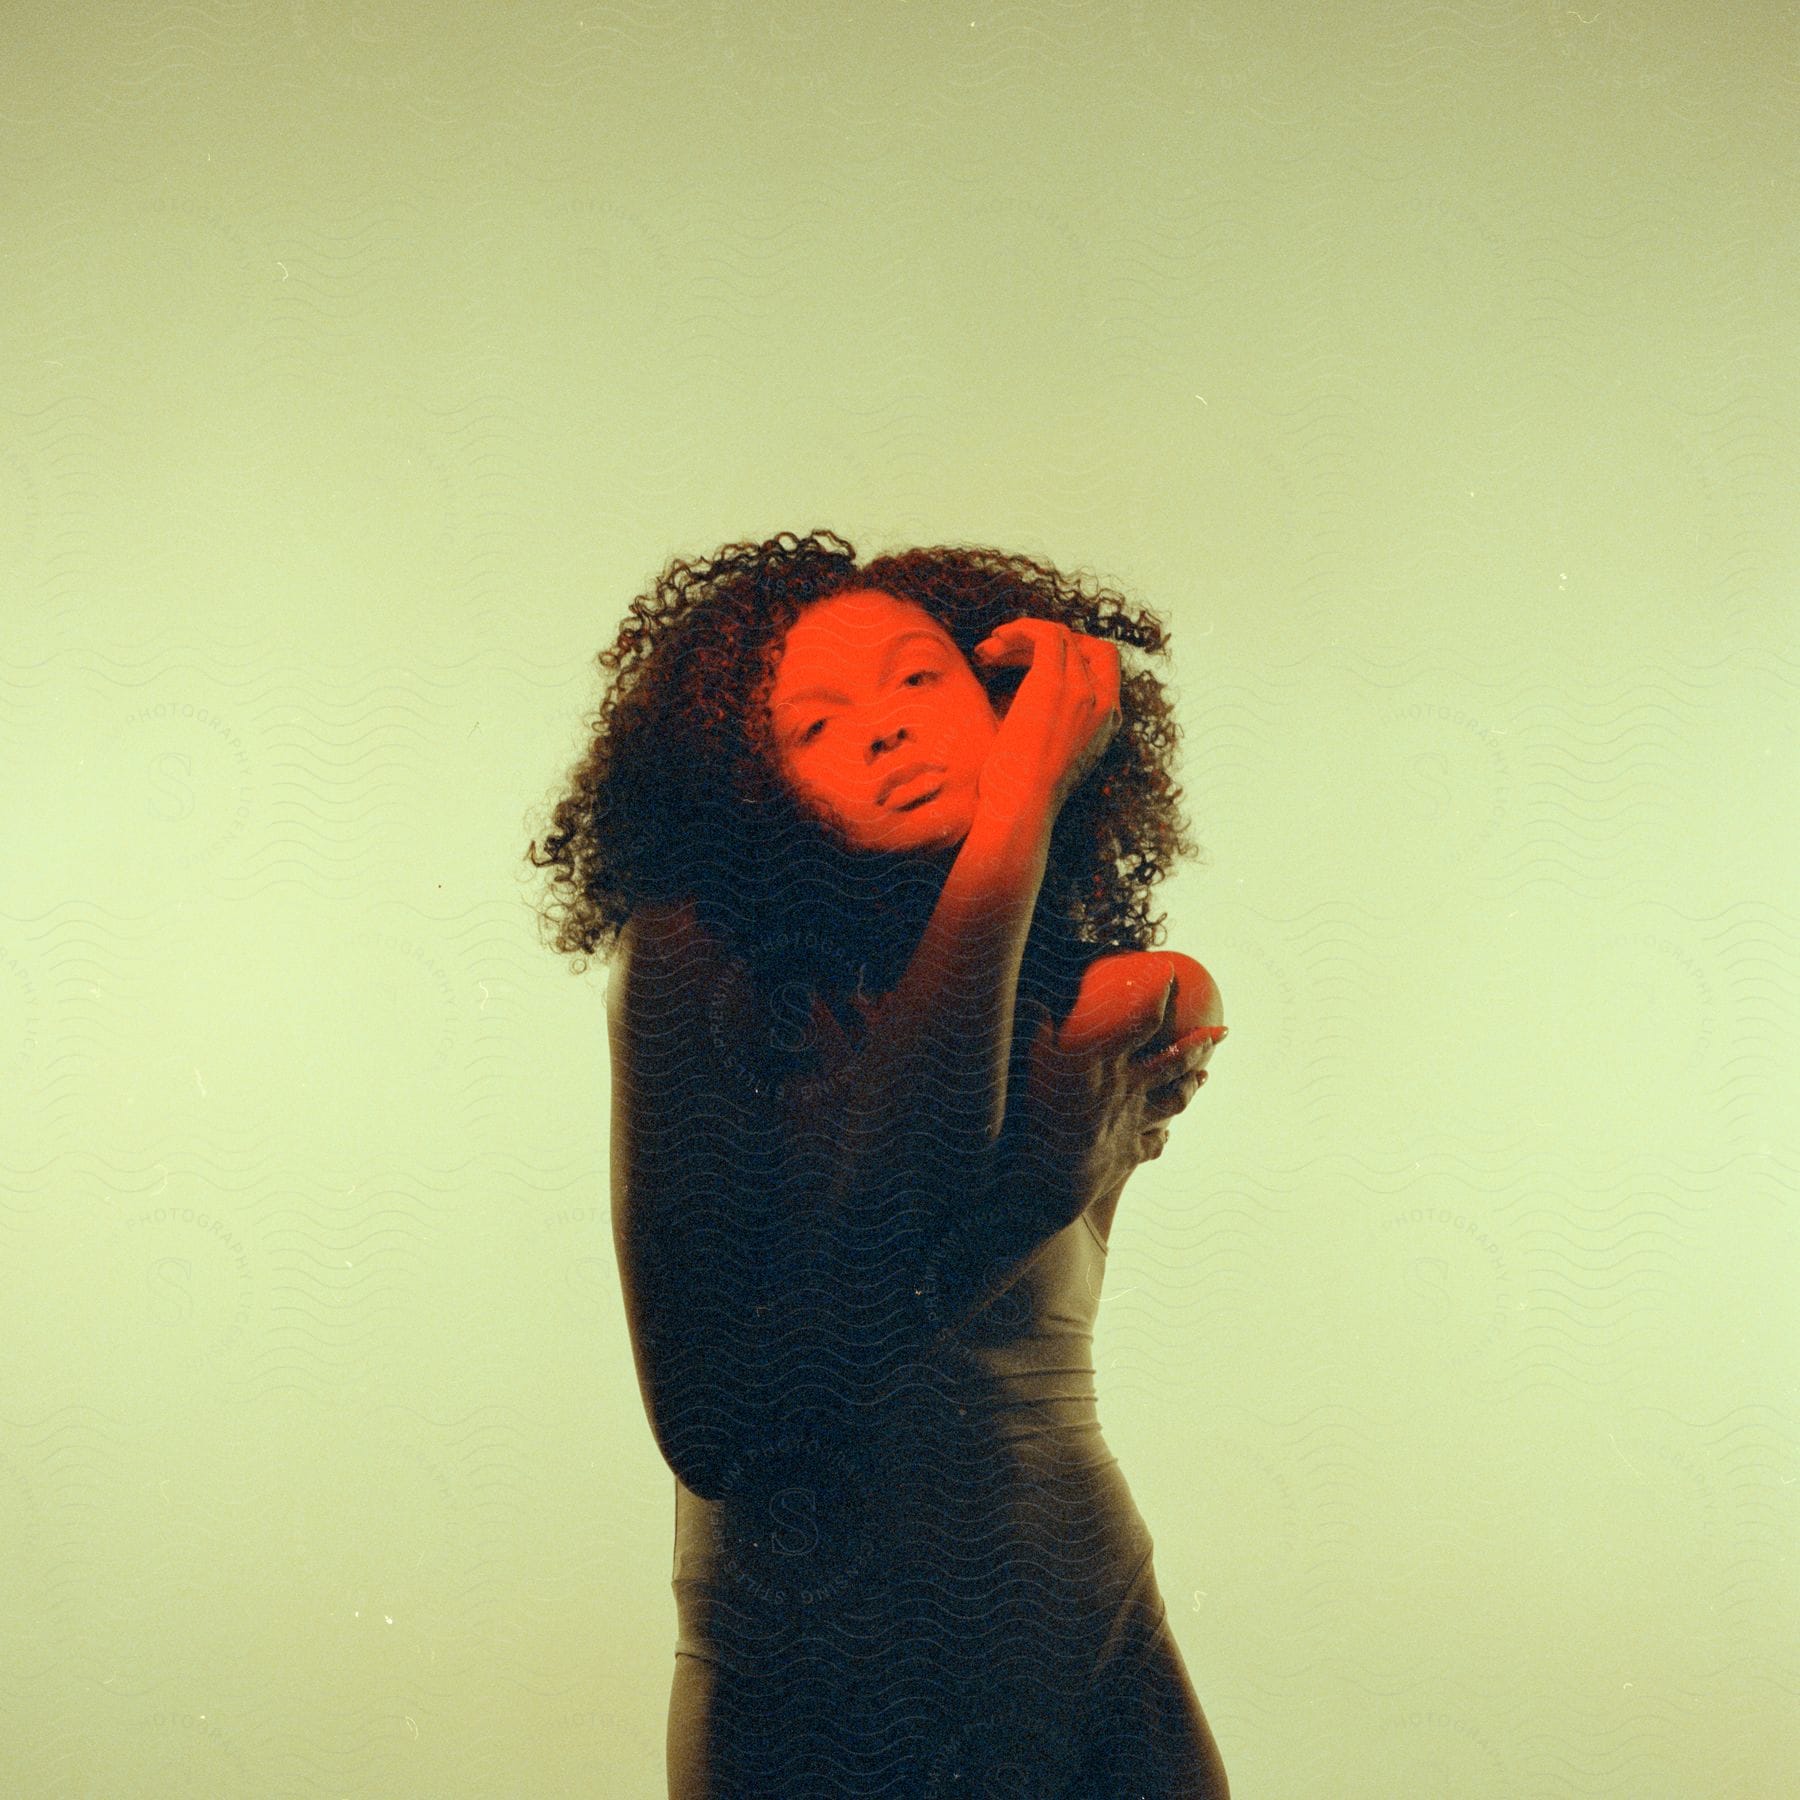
[1011,954,1226,1206]
[1132,1028,1223,1162]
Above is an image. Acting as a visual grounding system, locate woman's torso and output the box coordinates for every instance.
[670,939,1164,1691]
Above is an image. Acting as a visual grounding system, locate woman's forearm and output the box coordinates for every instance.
[828,797,1056,1213]
[796,800,1057,1396]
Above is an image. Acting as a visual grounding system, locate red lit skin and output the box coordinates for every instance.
[769,588,1002,862]
[1036,949,1228,1242]
[767,591,1227,1218]
[1061,950,1225,1068]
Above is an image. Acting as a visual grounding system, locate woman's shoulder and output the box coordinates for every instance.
[614,894,767,1014]
[1061,946,1223,1043]
[619,897,863,1121]
[609,896,757,1094]
[609,899,801,1209]
[611,897,716,1034]
[1078,946,1214,989]
[615,892,710,976]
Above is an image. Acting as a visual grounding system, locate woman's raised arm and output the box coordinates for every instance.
[826,617,1120,1217]
[810,621,1123,1374]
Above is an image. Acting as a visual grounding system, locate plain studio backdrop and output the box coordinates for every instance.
[3,2,1794,1794]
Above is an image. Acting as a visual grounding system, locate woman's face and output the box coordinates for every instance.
[767,589,1002,858]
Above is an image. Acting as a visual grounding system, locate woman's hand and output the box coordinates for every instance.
[1010,953,1227,1210]
[970,619,1122,829]
[1121,950,1227,1164]
[1133,1029,1223,1163]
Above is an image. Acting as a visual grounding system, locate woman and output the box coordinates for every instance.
[529,531,1232,1797]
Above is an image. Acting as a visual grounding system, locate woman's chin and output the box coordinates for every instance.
[853,799,971,859]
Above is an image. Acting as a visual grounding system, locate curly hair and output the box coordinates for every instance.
[524,529,1202,1022]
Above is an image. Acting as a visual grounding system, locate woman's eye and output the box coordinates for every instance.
[793,671,934,746]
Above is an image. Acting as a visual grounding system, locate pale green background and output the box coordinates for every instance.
[3,2,1795,1794]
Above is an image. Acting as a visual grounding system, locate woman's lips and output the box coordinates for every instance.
[883,768,944,808]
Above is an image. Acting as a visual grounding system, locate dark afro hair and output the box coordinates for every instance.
[524,529,1203,1015]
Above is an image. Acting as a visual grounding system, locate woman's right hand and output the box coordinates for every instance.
[970,619,1122,828]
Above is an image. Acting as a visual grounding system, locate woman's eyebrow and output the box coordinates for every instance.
[774,628,952,714]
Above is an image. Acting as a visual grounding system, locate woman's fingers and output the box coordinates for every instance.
[1143,1066,1208,1122]
[971,618,1125,821]
[1139,1025,1226,1121]
[1139,1023,1227,1066]
[1078,632,1118,717]
[973,617,1061,665]
[975,618,1114,708]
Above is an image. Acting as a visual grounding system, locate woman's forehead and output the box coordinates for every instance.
[785,588,941,647]
[773,590,953,676]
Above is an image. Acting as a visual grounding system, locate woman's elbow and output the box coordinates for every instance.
[643,1390,747,1505]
